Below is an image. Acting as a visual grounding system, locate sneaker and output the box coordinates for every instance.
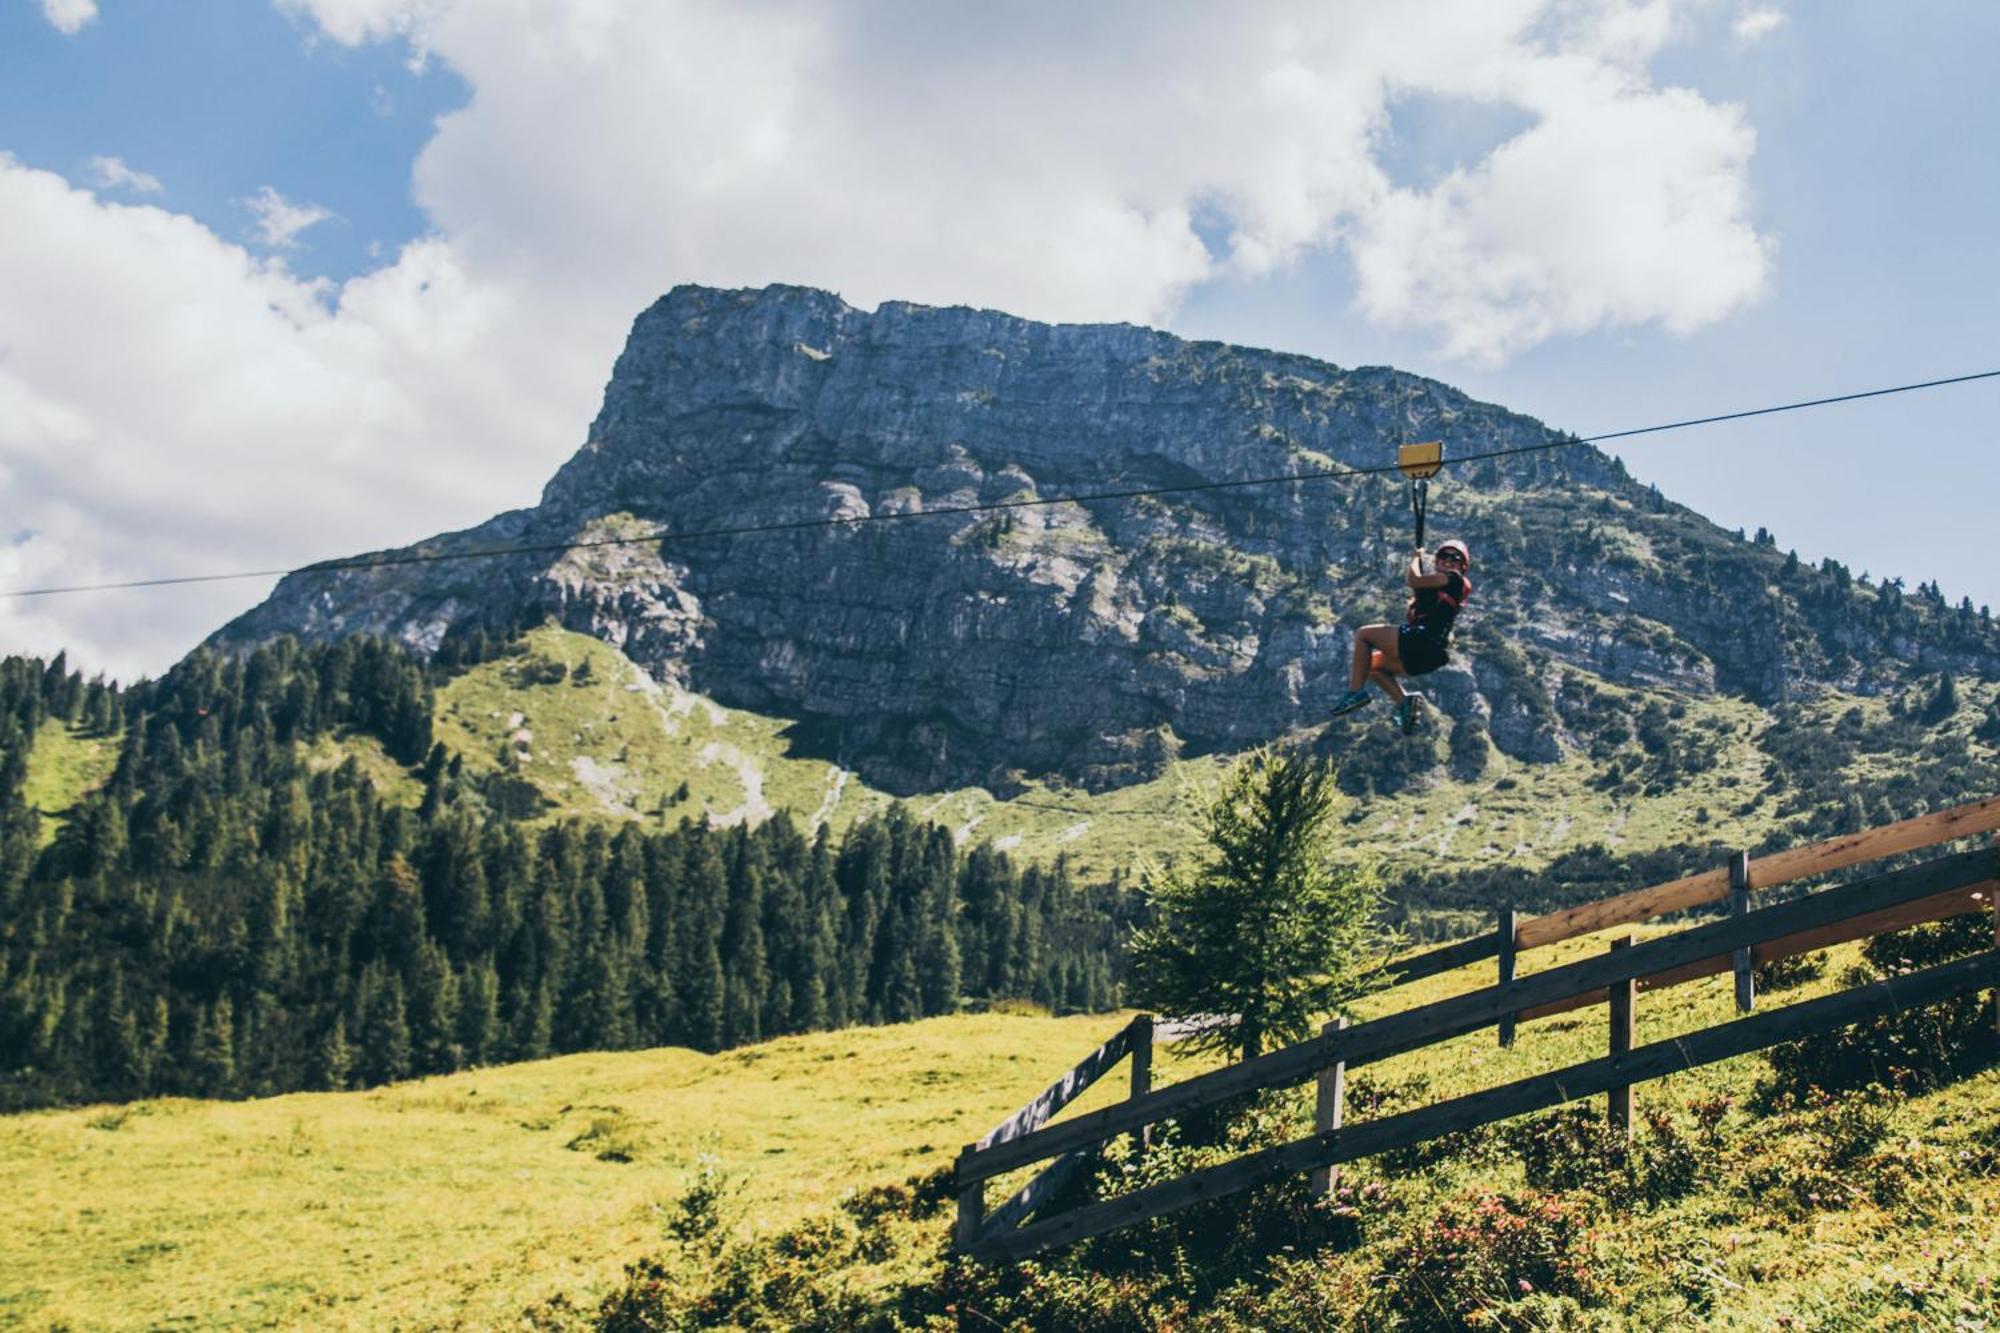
[1329,688,1372,718]
[1395,695,1424,735]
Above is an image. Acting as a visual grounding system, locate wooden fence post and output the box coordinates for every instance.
[1497,906,1518,1048]
[1130,1015,1155,1150]
[1990,836,1999,1036]
[956,1181,986,1248]
[1608,936,1635,1139]
[1730,851,1755,1013]
[1309,1016,1349,1197]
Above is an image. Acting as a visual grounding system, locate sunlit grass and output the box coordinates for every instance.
[0,1010,1139,1331]
[6,928,1992,1330]
[17,717,121,845]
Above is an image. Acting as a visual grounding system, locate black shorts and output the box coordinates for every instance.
[1397,625,1449,676]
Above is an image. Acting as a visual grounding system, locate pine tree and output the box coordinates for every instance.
[456,960,501,1066]
[1129,746,1387,1061]
[916,851,961,1017]
[91,973,146,1097]
[193,996,237,1096]
[407,941,463,1073]
[359,970,412,1086]
[314,1014,355,1091]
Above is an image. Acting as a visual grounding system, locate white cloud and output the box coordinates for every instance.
[86,155,164,195]
[1733,6,1786,44]
[2,0,1776,676]
[40,0,97,35]
[284,0,1767,340]
[243,185,335,248]
[0,158,571,679]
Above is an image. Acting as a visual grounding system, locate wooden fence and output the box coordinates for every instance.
[953,795,2000,1265]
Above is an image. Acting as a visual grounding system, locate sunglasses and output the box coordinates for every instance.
[1436,551,1465,563]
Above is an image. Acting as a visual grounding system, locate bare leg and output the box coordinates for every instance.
[1350,625,1408,696]
[1369,666,1405,704]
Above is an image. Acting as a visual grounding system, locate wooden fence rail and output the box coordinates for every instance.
[967,950,1997,1263]
[953,798,2000,1263]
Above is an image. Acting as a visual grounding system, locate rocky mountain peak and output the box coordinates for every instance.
[212,284,1999,795]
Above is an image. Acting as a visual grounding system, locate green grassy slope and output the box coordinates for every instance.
[18,623,1994,888]
[3,930,1992,1330]
[0,1009,1135,1331]
[18,717,121,846]
[367,626,2000,889]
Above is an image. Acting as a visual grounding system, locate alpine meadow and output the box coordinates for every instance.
[5,5,2000,1329]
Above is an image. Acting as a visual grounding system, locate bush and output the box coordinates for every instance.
[1761,959,1998,1100]
[661,1151,741,1253]
[1864,912,1992,972]
[1071,1105,1379,1288]
[564,1111,645,1163]
[1735,1086,1945,1219]
[1507,1103,1705,1209]
[1370,1189,1605,1329]
[1752,949,1826,993]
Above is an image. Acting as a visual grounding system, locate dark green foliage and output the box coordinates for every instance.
[1129,747,1386,1060]
[0,640,1136,1110]
[1370,1189,1605,1328]
[1333,715,1444,797]
[1758,702,2000,845]
[1734,1086,1938,1219]
[1753,948,1827,992]
[1761,974,1996,1103]
[1445,714,1491,781]
[1383,839,1715,920]
[1507,1104,1705,1209]
[1760,915,1998,1102]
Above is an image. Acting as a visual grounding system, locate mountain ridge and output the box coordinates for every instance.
[213,283,2000,796]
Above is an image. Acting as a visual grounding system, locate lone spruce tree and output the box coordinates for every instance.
[1129,746,1385,1061]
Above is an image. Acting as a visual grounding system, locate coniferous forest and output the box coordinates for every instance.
[0,641,1133,1111]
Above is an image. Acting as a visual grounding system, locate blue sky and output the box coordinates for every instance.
[2,1,1996,677]
[0,0,464,283]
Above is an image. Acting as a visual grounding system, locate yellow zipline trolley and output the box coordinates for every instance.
[1397,440,1443,547]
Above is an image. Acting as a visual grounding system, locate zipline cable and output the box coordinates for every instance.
[9,367,1998,600]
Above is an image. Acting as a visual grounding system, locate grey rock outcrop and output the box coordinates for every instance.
[213,284,1999,793]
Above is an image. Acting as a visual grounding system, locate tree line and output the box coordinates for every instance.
[0,638,1131,1110]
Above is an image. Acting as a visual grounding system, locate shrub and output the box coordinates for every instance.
[1736,1086,1944,1219]
[1506,1104,1705,1209]
[1864,911,1991,972]
[1370,1189,1605,1329]
[1753,949,1826,993]
[564,1111,645,1163]
[661,1151,742,1254]
[1076,1145,1376,1287]
[1761,958,1998,1100]
[932,1258,1185,1333]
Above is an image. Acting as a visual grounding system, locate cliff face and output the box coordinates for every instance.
[212,284,2000,793]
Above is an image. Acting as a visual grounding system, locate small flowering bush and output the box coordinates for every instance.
[1074,1108,1386,1287]
[1761,958,1998,1100]
[1736,1085,1947,1219]
[1752,949,1826,993]
[1506,1103,1706,1209]
[1371,1189,1605,1329]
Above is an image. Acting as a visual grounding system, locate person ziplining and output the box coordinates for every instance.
[1328,539,1472,734]
[1327,437,1472,735]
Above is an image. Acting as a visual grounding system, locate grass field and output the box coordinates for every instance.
[17,718,121,847]
[4,923,1994,1330]
[0,1009,1134,1330]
